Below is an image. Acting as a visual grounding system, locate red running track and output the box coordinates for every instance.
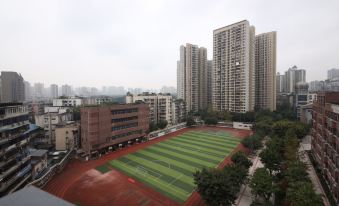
[43,126,251,206]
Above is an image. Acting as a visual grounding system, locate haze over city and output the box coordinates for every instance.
[0,0,338,89]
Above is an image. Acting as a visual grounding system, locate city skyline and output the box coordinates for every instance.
[0,0,338,89]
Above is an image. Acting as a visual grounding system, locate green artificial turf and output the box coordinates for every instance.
[107,130,241,203]
[95,164,112,174]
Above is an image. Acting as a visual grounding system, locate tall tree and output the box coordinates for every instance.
[250,168,277,202]
[186,116,196,127]
[287,181,324,206]
[231,151,252,170]
[194,165,247,206]
[259,146,282,174]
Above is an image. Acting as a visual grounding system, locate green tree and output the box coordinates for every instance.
[291,122,310,139]
[186,116,196,127]
[204,117,218,125]
[194,165,247,206]
[149,122,158,132]
[272,120,293,137]
[218,110,233,121]
[287,181,324,206]
[241,135,263,151]
[231,151,252,170]
[284,135,299,164]
[250,200,274,206]
[285,161,309,183]
[157,120,168,129]
[259,145,282,174]
[254,119,273,136]
[249,168,277,202]
[73,106,81,121]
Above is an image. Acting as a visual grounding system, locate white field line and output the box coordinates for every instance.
[117,161,190,197]
[167,174,183,186]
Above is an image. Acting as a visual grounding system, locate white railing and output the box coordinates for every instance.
[148,123,186,140]
[26,149,74,189]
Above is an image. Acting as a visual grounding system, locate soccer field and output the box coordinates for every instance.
[105,130,241,203]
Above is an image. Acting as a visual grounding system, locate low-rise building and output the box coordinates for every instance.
[80,104,149,155]
[35,107,73,146]
[0,103,32,196]
[126,93,173,125]
[311,92,339,202]
[55,123,79,151]
[30,149,47,180]
[300,103,313,124]
[53,98,83,107]
[83,96,113,105]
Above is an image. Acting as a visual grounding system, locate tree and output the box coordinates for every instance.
[251,200,273,206]
[259,145,283,174]
[284,135,299,164]
[204,117,218,125]
[186,116,196,127]
[232,112,255,122]
[272,120,293,137]
[73,106,81,121]
[287,181,324,206]
[194,165,247,206]
[149,122,158,132]
[254,119,273,136]
[285,161,309,183]
[257,138,284,173]
[231,151,252,170]
[157,120,168,129]
[241,135,262,151]
[249,168,277,202]
[218,110,233,121]
[291,122,310,139]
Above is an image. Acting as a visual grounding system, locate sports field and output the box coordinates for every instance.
[102,130,241,203]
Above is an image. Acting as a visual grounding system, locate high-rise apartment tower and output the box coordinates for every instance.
[255,31,277,111]
[212,20,255,113]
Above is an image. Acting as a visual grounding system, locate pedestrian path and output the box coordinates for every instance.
[234,151,264,206]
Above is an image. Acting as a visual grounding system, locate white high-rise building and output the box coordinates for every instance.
[177,43,210,112]
[255,31,277,111]
[328,68,339,80]
[24,81,32,101]
[285,66,306,93]
[33,83,44,98]
[207,60,213,108]
[50,84,58,98]
[212,20,255,113]
[276,72,286,93]
[177,45,186,100]
[61,84,72,97]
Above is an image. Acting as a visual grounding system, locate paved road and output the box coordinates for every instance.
[234,151,264,206]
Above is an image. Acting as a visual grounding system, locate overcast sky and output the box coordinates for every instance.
[0,0,338,89]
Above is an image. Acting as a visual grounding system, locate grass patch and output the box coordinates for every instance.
[95,163,112,174]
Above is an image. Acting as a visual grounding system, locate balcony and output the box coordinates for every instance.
[0,156,30,180]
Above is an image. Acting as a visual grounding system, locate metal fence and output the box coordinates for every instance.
[148,123,186,140]
[26,149,74,189]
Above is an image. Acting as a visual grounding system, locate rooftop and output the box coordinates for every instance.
[0,186,73,206]
[31,149,48,157]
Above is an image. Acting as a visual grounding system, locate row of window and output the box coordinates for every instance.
[111,108,138,115]
[112,130,143,140]
[112,122,138,131]
[112,116,138,123]
[0,115,29,128]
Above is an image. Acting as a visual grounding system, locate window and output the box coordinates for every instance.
[112,123,138,131]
